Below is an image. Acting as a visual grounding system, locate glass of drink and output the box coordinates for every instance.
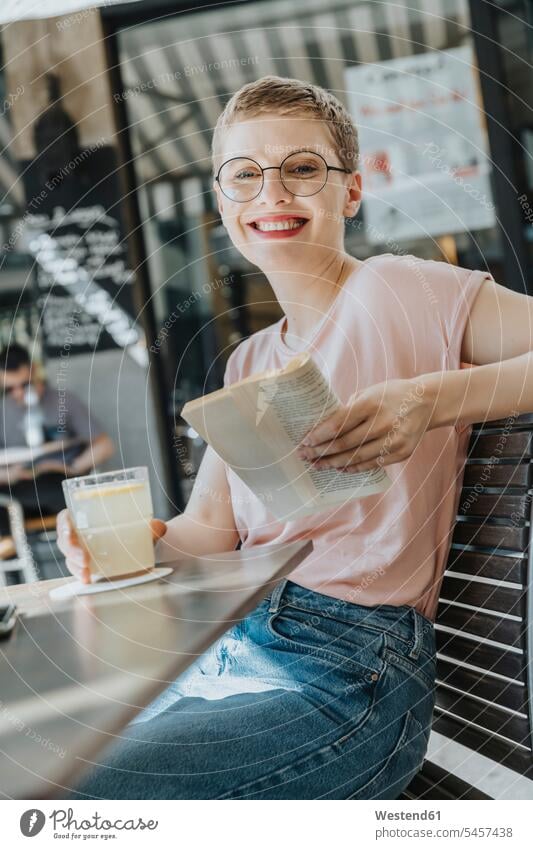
[62,467,155,581]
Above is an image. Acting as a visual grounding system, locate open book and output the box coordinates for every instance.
[181,351,391,521]
[0,438,85,469]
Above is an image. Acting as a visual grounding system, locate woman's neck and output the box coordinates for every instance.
[265,252,363,349]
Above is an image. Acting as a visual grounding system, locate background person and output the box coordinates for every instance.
[0,344,114,532]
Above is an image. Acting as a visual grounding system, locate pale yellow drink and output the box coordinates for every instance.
[63,468,154,580]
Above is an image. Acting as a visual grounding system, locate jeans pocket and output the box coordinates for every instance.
[266,605,384,680]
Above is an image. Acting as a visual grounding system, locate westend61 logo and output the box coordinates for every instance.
[20,808,159,838]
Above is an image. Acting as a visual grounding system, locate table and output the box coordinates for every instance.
[0,540,312,799]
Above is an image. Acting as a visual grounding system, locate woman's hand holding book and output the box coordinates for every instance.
[297,378,431,473]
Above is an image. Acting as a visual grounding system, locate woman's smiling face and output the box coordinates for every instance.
[213,114,362,272]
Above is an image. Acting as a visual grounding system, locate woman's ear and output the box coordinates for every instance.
[343,170,363,218]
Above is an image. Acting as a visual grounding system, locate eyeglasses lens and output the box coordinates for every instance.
[218,158,263,202]
[280,152,327,196]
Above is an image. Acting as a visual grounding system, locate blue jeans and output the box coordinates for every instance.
[68,578,436,799]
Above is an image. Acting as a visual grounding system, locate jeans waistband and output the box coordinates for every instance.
[267,578,435,661]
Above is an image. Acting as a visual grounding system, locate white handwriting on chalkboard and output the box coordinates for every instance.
[28,231,145,360]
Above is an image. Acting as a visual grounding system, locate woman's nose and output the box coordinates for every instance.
[259,169,293,204]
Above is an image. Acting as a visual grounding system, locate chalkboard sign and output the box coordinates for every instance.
[28,204,141,357]
[21,143,145,361]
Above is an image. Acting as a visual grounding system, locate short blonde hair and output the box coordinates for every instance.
[211,75,359,175]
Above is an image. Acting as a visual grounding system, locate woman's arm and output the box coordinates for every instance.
[425,278,533,428]
[155,445,240,562]
[57,444,239,582]
[420,351,533,430]
[296,278,533,472]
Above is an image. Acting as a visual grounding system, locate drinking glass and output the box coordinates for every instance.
[62,467,155,580]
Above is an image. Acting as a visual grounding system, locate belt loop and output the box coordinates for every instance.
[408,608,423,660]
[268,578,288,613]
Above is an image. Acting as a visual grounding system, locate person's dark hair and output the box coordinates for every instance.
[0,344,31,372]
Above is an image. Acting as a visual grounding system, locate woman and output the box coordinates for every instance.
[58,76,533,799]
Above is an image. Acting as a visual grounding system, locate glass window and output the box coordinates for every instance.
[0,26,173,518]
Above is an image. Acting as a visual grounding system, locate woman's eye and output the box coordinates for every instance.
[290,164,318,176]
[235,170,261,180]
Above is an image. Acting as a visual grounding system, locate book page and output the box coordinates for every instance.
[181,392,310,518]
[261,353,391,503]
[228,369,316,504]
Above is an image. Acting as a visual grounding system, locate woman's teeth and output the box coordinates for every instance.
[253,218,306,231]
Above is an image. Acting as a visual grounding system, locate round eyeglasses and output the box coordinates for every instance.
[215,149,352,203]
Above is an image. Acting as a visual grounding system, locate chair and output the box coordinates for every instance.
[403,412,533,799]
[0,495,39,585]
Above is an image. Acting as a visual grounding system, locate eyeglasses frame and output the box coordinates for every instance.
[215,149,352,202]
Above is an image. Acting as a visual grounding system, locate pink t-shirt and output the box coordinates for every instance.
[223,253,494,621]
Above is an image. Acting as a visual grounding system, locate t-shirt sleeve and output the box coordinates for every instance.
[405,258,495,436]
[413,257,495,371]
[65,391,106,441]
